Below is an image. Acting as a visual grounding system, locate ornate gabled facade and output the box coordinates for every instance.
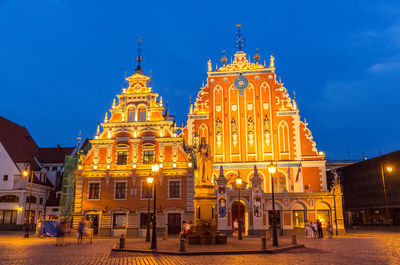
[73,64,194,237]
[182,45,344,235]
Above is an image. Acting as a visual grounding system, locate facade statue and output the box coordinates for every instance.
[207,59,212,72]
[264,116,270,131]
[196,137,213,184]
[248,117,254,133]
[270,54,275,68]
[231,118,237,133]
[332,169,341,186]
[216,119,222,135]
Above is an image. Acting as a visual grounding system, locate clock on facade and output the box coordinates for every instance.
[234,74,248,95]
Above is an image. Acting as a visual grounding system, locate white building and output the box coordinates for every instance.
[0,116,74,229]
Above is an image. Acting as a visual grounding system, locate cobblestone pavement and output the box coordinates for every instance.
[0,231,399,265]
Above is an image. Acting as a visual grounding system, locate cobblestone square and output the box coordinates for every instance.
[0,231,399,265]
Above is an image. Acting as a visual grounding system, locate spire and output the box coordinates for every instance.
[123,71,128,88]
[104,112,108,123]
[95,125,100,139]
[160,96,163,107]
[235,23,244,51]
[112,99,116,109]
[135,36,143,74]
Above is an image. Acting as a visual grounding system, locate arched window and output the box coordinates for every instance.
[0,195,19,203]
[128,108,136,122]
[26,195,37,203]
[138,108,146,122]
[273,174,286,193]
[278,121,290,153]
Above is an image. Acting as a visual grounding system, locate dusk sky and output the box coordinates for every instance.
[1,0,399,160]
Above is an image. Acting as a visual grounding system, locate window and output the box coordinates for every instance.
[268,210,281,229]
[141,182,153,199]
[113,213,126,229]
[0,195,19,203]
[26,196,37,203]
[293,210,305,228]
[117,151,127,165]
[0,210,17,225]
[138,108,146,122]
[3,175,8,181]
[169,181,180,198]
[140,213,154,229]
[115,182,126,199]
[317,210,330,228]
[273,175,286,193]
[128,108,136,122]
[89,183,100,199]
[39,198,43,204]
[143,151,154,164]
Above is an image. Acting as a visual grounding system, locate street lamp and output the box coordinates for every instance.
[150,163,160,250]
[21,166,34,239]
[236,177,243,240]
[380,164,394,224]
[146,176,154,242]
[268,163,278,247]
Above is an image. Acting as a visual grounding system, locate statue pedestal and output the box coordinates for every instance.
[189,183,226,244]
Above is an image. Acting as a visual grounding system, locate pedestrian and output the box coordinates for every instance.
[180,221,186,240]
[240,220,245,234]
[317,219,324,239]
[233,219,238,236]
[78,217,85,244]
[185,220,192,242]
[313,221,318,239]
[305,221,309,237]
[327,222,333,239]
[55,218,65,246]
[88,218,93,244]
[308,221,314,239]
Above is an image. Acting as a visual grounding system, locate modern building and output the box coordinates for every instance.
[73,62,194,237]
[338,150,400,226]
[0,116,74,229]
[181,40,345,235]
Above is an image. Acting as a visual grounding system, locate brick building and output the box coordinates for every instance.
[73,63,194,237]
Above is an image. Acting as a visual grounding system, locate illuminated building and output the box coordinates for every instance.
[181,27,345,235]
[73,48,194,237]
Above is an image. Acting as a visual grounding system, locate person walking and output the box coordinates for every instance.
[185,220,192,242]
[308,221,314,239]
[317,219,324,239]
[327,222,333,239]
[180,221,186,240]
[313,221,318,239]
[305,221,309,238]
[78,217,85,244]
[233,219,239,237]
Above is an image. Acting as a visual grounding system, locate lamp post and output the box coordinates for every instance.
[268,163,278,246]
[22,166,34,239]
[150,163,160,250]
[146,176,154,242]
[380,163,393,224]
[332,187,338,236]
[236,177,243,240]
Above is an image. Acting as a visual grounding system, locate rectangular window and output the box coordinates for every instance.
[39,198,43,204]
[2,210,17,224]
[143,151,154,164]
[115,182,126,199]
[89,183,100,199]
[268,210,281,229]
[141,182,153,199]
[3,175,8,181]
[169,181,180,198]
[117,151,127,165]
[140,213,154,229]
[113,213,126,229]
[293,210,305,228]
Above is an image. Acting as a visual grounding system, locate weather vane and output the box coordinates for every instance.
[136,36,143,65]
[235,23,244,51]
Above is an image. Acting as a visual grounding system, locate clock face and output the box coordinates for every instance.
[234,74,248,95]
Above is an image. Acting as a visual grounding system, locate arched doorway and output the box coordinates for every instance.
[231,201,247,235]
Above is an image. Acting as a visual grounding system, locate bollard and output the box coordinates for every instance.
[261,236,267,250]
[266,231,270,240]
[119,234,126,249]
[291,234,297,245]
[179,239,186,252]
[163,232,167,240]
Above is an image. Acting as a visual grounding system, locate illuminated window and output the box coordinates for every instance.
[142,181,153,198]
[113,213,126,229]
[143,151,154,164]
[273,175,286,193]
[138,108,146,122]
[128,108,136,122]
[293,210,305,228]
[89,183,100,199]
[115,182,126,199]
[117,151,127,165]
[169,181,180,198]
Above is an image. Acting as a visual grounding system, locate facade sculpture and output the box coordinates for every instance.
[196,137,213,184]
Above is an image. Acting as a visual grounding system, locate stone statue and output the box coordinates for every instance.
[248,117,254,133]
[264,116,270,131]
[216,119,222,135]
[332,169,341,186]
[270,54,275,68]
[196,137,213,184]
[208,59,212,72]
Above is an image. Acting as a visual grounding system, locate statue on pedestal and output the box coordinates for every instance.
[196,137,213,184]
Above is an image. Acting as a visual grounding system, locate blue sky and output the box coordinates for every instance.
[0,0,399,160]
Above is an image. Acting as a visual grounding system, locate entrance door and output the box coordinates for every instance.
[232,201,245,231]
[167,213,181,235]
[86,214,99,235]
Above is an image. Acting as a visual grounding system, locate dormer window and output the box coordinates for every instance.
[139,108,146,122]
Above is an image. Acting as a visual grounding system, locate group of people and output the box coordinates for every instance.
[179,220,192,241]
[78,217,93,244]
[232,219,244,236]
[55,218,71,246]
[306,220,333,239]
